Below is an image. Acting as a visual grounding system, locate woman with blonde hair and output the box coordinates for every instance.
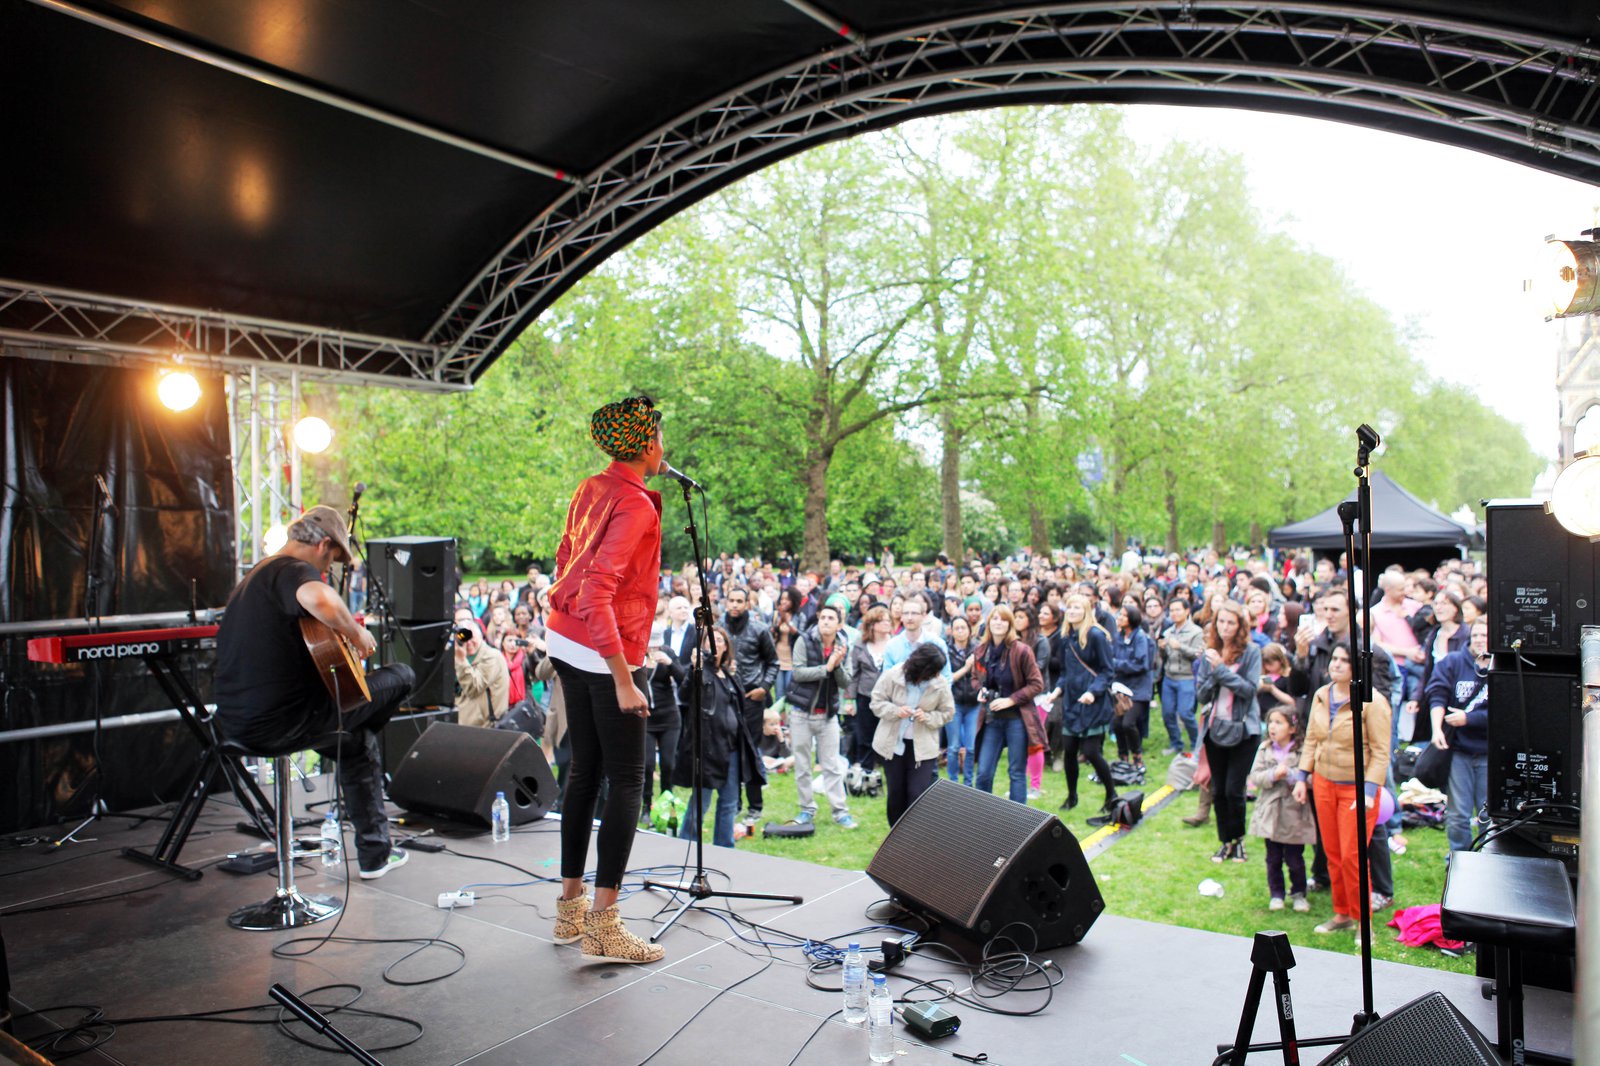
[1056,593,1117,813]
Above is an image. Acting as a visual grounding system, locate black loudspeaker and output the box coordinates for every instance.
[367,536,457,622]
[1313,991,1498,1066]
[389,722,556,827]
[1485,501,1597,656]
[867,779,1103,951]
[385,621,454,708]
[1487,670,1582,833]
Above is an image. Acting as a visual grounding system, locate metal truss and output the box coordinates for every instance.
[228,368,299,572]
[0,280,463,391]
[429,2,1600,382]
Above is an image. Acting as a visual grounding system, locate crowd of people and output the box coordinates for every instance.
[440,541,1491,936]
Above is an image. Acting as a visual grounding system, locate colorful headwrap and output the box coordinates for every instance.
[589,395,661,460]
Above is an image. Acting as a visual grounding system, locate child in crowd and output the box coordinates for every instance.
[1247,707,1317,912]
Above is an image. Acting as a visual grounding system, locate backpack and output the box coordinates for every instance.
[1087,790,1145,829]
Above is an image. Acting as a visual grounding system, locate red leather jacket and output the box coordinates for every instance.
[546,462,662,666]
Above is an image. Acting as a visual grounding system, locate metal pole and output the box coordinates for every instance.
[1575,625,1600,1064]
[249,366,261,565]
[290,369,302,513]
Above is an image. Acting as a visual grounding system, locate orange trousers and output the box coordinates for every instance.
[1312,773,1380,920]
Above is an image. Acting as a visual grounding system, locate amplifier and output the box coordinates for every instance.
[1487,668,1581,826]
[1485,501,1599,656]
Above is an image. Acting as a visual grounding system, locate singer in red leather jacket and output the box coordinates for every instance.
[546,395,669,964]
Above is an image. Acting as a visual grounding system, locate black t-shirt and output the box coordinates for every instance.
[215,556,328,744]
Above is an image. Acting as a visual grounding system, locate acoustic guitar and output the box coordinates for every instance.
[299,617,372,714]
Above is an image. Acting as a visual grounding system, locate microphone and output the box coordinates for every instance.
[352,482,366,506]
[657,461,705,493]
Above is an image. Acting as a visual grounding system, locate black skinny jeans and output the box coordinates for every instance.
[1204,733,1256,843]
[1114,700,1150,759]
[643,720,681,812]
[851,694,880,771]
[1063,731,1116,805]
[555,660,647,890]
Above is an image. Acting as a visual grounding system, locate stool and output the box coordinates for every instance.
[1441,849,1575,1065]
[218,733,346,931]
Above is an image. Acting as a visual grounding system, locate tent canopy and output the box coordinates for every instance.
[3,1,1599,390]
[1267,471,1475,551]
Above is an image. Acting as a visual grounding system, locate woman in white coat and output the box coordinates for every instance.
[871,642,956,826]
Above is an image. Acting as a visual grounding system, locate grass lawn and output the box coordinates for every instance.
[673,739,1472,976]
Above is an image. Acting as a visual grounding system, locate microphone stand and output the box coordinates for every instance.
[1338,424,1381,1034]
[269,984,384,1065]
[643,475,801,940]
[59,475,117,845]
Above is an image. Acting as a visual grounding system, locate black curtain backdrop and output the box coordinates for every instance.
[0,361,236,833]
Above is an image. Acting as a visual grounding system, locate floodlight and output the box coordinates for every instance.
[292,415,333,454]
[1547,451,1600,538]
[157,369,201,411]
[1543,238,1600,318]
[263,523,289,554]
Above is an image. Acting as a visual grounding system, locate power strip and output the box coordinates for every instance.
[437,890,476,909]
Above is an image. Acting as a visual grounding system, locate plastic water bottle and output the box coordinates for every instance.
[491,791,511,843]
[320,810,341,867]
[868,972,894,1062]
[841,942,867,1024]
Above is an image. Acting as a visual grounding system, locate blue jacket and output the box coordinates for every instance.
[1423,646,1489,757]
[1059,626,1114,735]
[1111,628,1156,702]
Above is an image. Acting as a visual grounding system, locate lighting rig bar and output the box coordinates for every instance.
[0,280,463,392]
[430,2,1600,384]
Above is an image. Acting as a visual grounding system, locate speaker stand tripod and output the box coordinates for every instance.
[642,476,801,939]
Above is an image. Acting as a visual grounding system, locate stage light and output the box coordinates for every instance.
[1543,238,1600,318]
[292,415,333,454]
[263,523,289,554]
[157,369,201,411]
[1547,452,1600,538]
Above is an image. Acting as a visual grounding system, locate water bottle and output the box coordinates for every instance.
[841,942,867,1024]
[491,791,511,843]
[868,973,894,1063]
[320,810,341,867]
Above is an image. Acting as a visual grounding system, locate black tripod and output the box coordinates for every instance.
[643,476,801,939]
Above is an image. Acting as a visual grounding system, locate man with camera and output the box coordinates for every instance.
[454,617,510,727]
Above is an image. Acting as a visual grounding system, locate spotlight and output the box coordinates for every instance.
[1547,452,1600,538]
[263,523,289,554]
[157,369,201,411]
[1543,237,1600,318]
[292,415,333,454]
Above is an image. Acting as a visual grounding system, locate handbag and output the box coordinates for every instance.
[1202,670,1247,747]
[1414,736,1454,790]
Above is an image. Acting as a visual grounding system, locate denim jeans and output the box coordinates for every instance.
[945,703,980,785]
[1446,750,1490,853]
[1160,676,1197,751]
[679,755,741,848]
[975,713,1028,803]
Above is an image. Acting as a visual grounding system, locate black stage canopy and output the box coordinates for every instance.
[1267,470,1476,552]
[3,0,1599,390]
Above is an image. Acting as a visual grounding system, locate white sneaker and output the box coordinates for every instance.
[1268,897,1285,911]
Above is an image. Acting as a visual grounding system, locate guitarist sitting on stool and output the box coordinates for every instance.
[215,505,415,879]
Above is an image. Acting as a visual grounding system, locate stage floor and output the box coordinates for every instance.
[0,794,1572,1065]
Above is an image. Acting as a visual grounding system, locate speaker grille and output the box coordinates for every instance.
[868,779,1054,928]
[1315,992,1498,1066]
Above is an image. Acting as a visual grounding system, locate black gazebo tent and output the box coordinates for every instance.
[1267,471,1475,569]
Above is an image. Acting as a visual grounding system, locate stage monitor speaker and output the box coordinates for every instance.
[1313,991,1498,1066]
[383,621,454,708]
[866,778,1103,951]
[389,722,555,827]
[1487,669,1582,832]
[1485,500,1597,656]
[367,536,457,622]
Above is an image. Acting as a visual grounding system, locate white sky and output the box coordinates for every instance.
[1120,104,1600,462]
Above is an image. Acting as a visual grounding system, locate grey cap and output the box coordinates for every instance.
[297,505,354,562]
